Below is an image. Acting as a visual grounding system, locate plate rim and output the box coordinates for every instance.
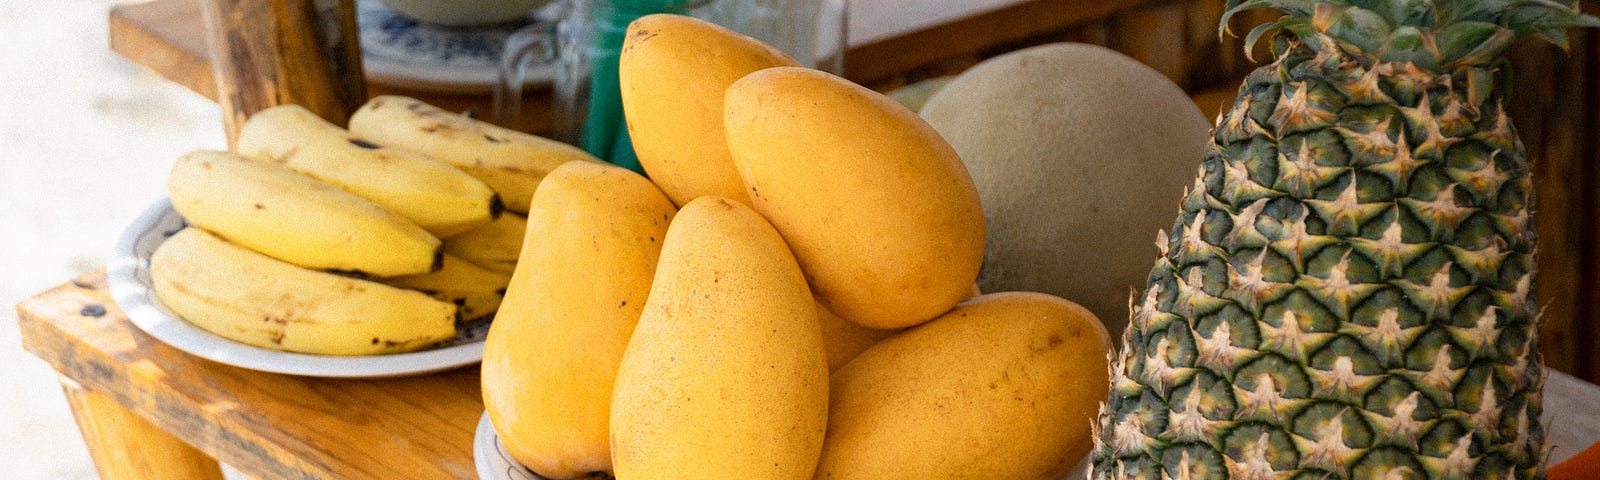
[106,198,486,379]
[474,411,550,480]
[357,0,556,93]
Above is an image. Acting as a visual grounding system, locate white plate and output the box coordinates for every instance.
[106,199,493,378]
[358,0,557,93]
[475,412,551,480]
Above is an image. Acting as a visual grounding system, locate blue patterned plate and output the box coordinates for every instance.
[358,0,557,93]
[106,198,493,378]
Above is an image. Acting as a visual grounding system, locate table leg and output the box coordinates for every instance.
[60,376,226,480]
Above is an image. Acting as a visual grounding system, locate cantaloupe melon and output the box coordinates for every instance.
[918,43,1209,336]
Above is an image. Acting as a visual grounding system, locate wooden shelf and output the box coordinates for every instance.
[108,0,1170,101]
[18,271,483,479]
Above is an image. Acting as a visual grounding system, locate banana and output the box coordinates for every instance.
[440,212,526,274]
[167,150,441,277]
[384,253,513,322]
[348,95,603,214]
[150,228,458,356]
[236,104,502,238]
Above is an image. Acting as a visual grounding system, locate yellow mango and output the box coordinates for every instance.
[619,13,798,207]
[816,301,897,372]
[724,66,985,330]
[816,292,1110,480]
[611,196,828,480]
[480,161,676,479]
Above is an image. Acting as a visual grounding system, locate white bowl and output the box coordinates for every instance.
[380,0,551,26]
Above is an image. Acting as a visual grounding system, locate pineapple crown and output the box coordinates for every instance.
[1222,0,1600,71]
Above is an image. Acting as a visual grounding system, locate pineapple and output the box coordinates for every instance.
[1091,1,1598,478]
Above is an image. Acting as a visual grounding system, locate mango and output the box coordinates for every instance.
[816,291,1111,480]
[816,301,898,372]
[611,196,828,480]
[724,66,985,330]
[480,161,676,479]
[619,13,799,207]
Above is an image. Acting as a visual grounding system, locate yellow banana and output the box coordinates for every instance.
[236,104,502,238]
[384,253,512,322]
[149,228,458,356]
[440,212,526,274]
[167,150,441,277]
[347,95,603,214]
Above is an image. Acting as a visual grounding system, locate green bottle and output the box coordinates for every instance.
[578,0,708,174]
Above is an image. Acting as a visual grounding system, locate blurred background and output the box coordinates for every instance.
[1,0,224,476]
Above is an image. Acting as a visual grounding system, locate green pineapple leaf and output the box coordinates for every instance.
[1437,0,1512,25]
[1379,26,1442,71]
[1352,0,1436,28]
[1535,25,1573,50]
[1245,16,1314,62]
[1223,0,1317,37]
[1438,21,1516,67]
[1314,4,1395,54]
[1503,1,1600,36]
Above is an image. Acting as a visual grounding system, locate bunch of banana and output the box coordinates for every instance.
[149,97,598,356]
[384,253,514,322]
[167,150,442,277]
[150,228,458,356]
[236,104,503,238]
[440,212,527,275]
[348,95,604,213]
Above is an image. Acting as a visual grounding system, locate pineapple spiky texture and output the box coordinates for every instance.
[1090,1,1599,478]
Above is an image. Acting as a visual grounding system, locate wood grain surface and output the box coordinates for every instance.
[18,271,483,480]
[61,377,226,480]
[197,0,366,146]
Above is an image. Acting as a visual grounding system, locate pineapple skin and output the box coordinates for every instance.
[1090,34,1544,479]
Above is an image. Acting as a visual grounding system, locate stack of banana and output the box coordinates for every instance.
[150,97,600,356]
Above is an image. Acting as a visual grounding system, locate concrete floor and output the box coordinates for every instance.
[1,0,226,476]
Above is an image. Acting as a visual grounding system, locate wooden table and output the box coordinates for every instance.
[20,271,1600,479]
[17,1,1600,478]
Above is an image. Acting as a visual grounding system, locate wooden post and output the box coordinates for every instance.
[1507,35,1591,380]
[1108,3,1190,88]
[61,377,226,480]
[198,0,365,147]
[1579,27,1600,383]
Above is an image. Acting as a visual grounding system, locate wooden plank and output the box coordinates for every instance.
[114,0,1146,100]
[1504,37,1589,381]
[1108,3,1190,88]
[1190,84,1237,122]
[843,0,1159,85]
[109,0,636,135]
[61,377,227,480]
[1581,27,1600,384]
[198,0,367,146]
[17,271,484,480]
[110,0,215,100]
[1182,0,1228,89]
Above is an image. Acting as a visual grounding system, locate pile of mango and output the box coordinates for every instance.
[480,14,1111,480]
